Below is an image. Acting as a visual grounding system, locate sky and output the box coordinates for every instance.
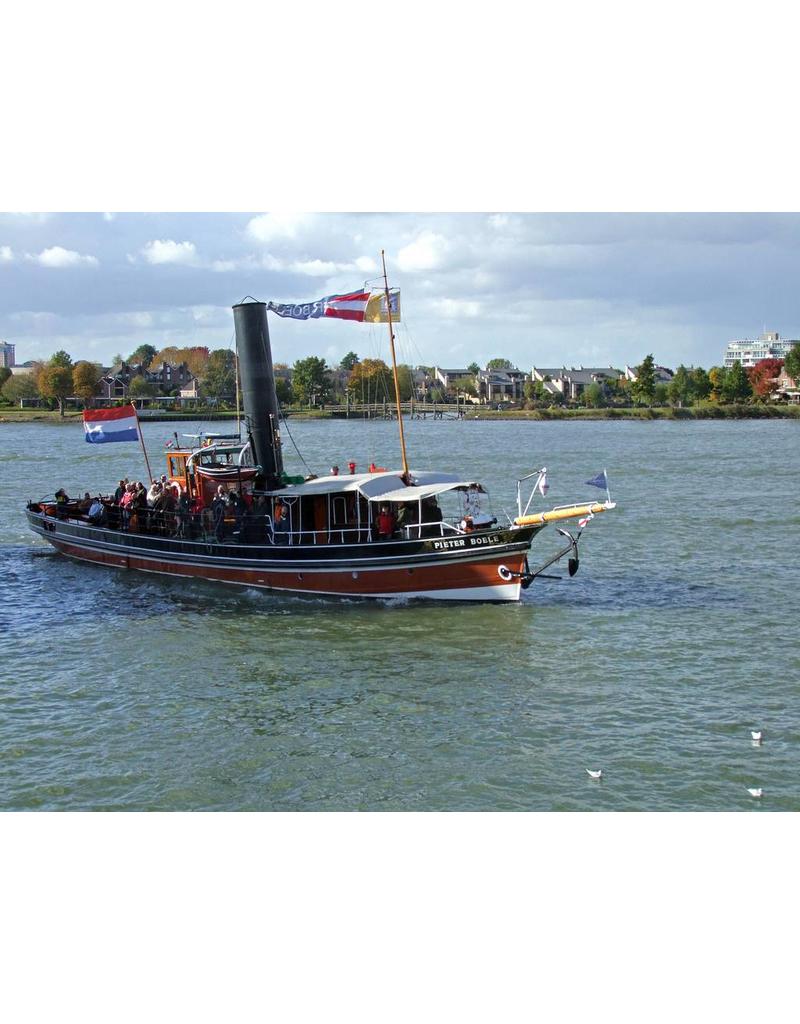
[3,212,800,374]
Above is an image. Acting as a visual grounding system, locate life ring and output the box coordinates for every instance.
[497,564,513,581]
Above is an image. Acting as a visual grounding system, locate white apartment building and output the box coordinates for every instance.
[724,331,799,368]
[0,340,15,368]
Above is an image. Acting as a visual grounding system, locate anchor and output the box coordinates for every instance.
[501,528,582,589]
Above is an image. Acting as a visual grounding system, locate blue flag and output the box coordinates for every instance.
[585,471,608,490]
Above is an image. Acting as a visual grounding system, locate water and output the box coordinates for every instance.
[0,416,798,810]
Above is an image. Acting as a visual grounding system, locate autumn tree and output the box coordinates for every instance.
[707,366,726,402]
[72,361,101,407]
[631,354,656,405]
[38,353,74,415]
[347,358,393,402]
[153,346,210,376]
[747,358,783,401]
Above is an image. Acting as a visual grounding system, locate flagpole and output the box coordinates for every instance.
[380,249,410,479]
[132,403,154,482]
[604,467,611,505]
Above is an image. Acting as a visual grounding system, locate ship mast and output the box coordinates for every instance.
[380,249,409,478]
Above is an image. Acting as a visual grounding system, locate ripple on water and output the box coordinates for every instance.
[1,418,799,810]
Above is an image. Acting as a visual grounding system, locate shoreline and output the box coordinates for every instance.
[1,405,798,425]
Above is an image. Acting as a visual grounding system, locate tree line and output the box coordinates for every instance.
[2,345,798,414]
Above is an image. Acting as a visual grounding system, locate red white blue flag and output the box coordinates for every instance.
[83,404,139,444]
[267,290,399,323]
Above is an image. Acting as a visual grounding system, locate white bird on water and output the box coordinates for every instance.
[748,788,763,798]
[586,769,603,780]
[751,731,763,743]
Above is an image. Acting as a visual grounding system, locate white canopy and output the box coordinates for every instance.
[367,481,482,503]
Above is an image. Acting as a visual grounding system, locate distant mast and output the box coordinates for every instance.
[380,249,410,478]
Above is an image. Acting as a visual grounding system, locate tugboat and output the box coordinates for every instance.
[25,263,615,601]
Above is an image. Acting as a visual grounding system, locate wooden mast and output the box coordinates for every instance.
[380,249,409,478]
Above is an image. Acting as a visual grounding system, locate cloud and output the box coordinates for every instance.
[289,258,352,277]
[102,212,116,222]
[354,255,379,274]
[140,239,198,265]
[397,230,450,272]
[246,213,311,243]
[27,246,98,268]
[431,298,482,319]
[0,245,14,263]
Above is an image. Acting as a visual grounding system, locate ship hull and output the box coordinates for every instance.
[26,509,541,602]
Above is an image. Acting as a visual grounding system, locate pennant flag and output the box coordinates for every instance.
[267,297,327,320]
[267,289,400,323]
[364,289,401,323]
[324,291,371,321]
[83,404,139,444]
[578,511,595,528]
[536,468,549,496]
[585,471,608,490]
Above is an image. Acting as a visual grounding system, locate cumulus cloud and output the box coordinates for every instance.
[0,245,14,263]
[397,230,450,272]
[140,239,198,265]
[289,258,353,277]
[27,246,98,268]
[431,298,482,319]
[354,255,379,274]
[246,213,311,243]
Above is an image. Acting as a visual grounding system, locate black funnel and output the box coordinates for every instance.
[232,299,284,489]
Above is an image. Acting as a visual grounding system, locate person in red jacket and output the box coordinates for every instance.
[377,505,395,540]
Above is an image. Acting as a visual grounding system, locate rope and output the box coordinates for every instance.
[280,411,315,475]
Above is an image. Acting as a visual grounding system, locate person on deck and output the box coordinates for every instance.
[212,489,227,543]
[119,484,135,530]
[55,489,70,518]
[348,461,356,475]
[377,505,395,540]
[272,499,289,544]
[114,480,126,503]
[88,497,106,526]
[174,490,189,538]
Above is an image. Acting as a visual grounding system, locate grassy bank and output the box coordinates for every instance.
[2,405,798,425]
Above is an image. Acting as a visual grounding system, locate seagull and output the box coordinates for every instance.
[747,788,763,798]
[750,731,763,743]
[586,769,603,780]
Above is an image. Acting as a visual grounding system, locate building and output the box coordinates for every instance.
[531,366,623,402]
[146,360,193,392]
[434,367,476,394]
[773,367,800,404]
[624,364,674,384]
[724,331,799,368]
[0,340,15,368]
[476,367,529,404]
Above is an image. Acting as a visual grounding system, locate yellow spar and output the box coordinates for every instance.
[514,501,616,528]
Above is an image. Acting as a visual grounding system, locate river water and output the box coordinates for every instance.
[0,416,798,811]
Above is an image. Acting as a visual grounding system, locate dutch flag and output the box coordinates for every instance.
[83,404,140,444]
